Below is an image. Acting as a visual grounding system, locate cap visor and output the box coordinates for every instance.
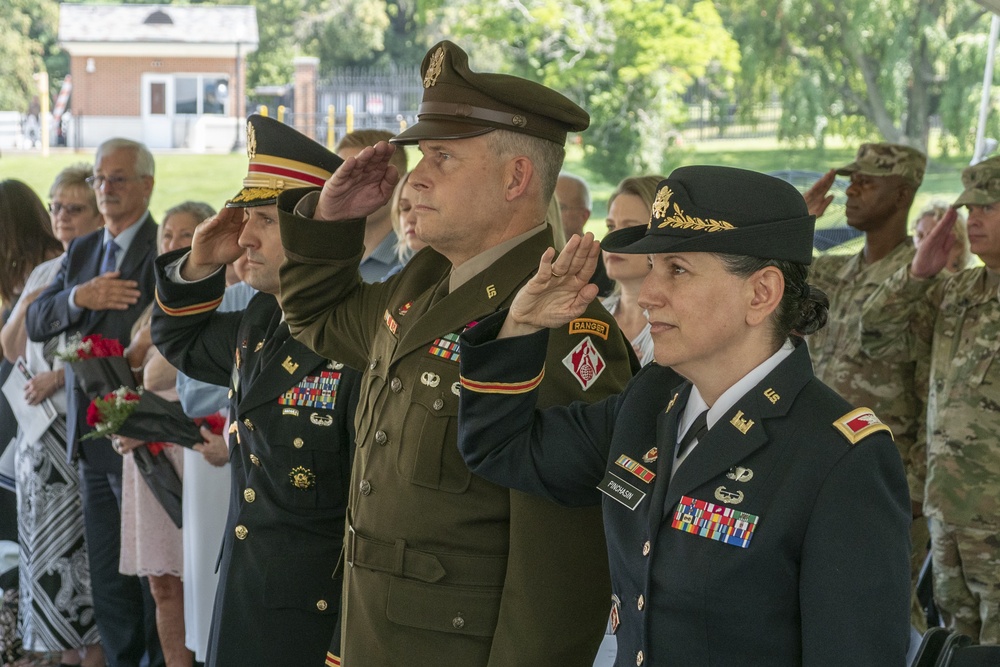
[600,226,650,253]
[226,187,280,208]
[391,119,495,145]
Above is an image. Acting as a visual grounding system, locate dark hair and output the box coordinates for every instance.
[716,254,829,344]
[0,180,63,305]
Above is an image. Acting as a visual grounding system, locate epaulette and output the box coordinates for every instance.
[832,407,893,445]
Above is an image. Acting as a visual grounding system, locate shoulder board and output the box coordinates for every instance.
[832,407,893,445]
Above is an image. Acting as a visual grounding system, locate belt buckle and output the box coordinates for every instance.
[346,524,355,568]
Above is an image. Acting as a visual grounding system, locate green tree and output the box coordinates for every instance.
[425,0,740,183]
[717,0,996,152]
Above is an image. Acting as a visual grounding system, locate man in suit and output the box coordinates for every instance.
[556,172,613,296]
[277,41,635,666]
[26,138,162,667]
[151,114,361,666]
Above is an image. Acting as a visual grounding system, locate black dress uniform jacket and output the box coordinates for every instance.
[150,249,361,667]
[457,313,912,667]
[278,192,635,667]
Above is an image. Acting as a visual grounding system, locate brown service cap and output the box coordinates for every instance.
[391,40,589,146]
[953,155,1000,207]
[835,142,927,188]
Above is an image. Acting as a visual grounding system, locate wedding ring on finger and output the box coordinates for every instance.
[550,269,566,278]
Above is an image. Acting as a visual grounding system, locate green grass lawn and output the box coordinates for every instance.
[1,139,971,236]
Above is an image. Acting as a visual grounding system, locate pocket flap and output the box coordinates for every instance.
[386,577,501,637]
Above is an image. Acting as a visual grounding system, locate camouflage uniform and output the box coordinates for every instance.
[860,156,1000,644]
[816,142,930,629]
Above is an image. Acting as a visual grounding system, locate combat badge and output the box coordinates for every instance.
[310,413,333,427]
[562,336,606,391]
[671,495,759,549]
[833,407,893,444]
[714,486,744,505]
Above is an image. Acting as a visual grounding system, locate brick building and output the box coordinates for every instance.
[58,3,258,151]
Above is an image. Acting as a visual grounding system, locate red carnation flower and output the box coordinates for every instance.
[86,402,101,427]
[195,413,227,436]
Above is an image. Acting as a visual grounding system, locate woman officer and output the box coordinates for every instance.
[455,166,912,666]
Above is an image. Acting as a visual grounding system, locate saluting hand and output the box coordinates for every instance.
[911,207,957,280]
[500,233,602,339]
[315,141,399,222]
[803,169,836,218]
[182,206,246,281]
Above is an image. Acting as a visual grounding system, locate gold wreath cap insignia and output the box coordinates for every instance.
[423,47,445,89]
[246,121,257,160]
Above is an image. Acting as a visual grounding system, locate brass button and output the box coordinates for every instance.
[293,437,304,449]
[369,358,378,370]
[637,594,645,611]
[432,398,444,411]
[359,480,371,495]
[250,454,261,466]
[243,488,256,503]
[374,430,387,445]
[316,599,328,611]
[228,389,234,399]
[390,377,402,393]
[235,525,248,540]
[642,540,651,556]
[243,418,255,431]
[636,650,644,666]
[452,615,465,629]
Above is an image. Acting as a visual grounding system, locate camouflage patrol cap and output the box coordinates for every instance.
[391,40,589,146]
[602,166,815,264]
[954,155,1000,207]
[227,114,343,208]
[835,142,927,188]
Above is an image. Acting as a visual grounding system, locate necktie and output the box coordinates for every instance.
[100,240,119,274]
[675,410,708,460]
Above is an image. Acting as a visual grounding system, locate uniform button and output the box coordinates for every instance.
[235,525,248,540]
[293,437,304,449]
[243,418,255,431]
[390,377,402,393]
[452,615,465,629]
[243,488,256,503]
[316,599,328,611]
[374,430,388,445]
[636,650,644,666]
[432,398,444,411]
[359,480,371,495]
[228,389,234,399]
[369,358,378,370]
[642,540,651,556]
[637,594,645,611]
[250,454,261,466]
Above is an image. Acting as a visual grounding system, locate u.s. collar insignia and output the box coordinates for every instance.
[398,301,412,316]
[642,447,658,464]
[562,336,605,391]
[281,356,299,374]
[289,466,316,490]
[423,47,445,88]
[383,309,399,336]
[246,120,256,159]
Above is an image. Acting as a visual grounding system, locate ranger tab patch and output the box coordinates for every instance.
[671,495,759,549]
[833,407,893,445]
[562,335,605,390]
[278,371,341,410]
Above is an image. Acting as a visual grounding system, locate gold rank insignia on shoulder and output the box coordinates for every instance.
[833,407,893,445]
[665,393,678,413]
[730,410,754,434]
[424,46,445,88]
[568,318,610,340]
[282,356,299,374]
[289,466,316,490]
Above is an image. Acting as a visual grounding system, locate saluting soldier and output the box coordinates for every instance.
[150,115,361,666]
[456,167,912,665]
[277,41,635,666]
[862,155,1000,645]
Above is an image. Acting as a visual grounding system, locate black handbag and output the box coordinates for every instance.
[132,446,183,529]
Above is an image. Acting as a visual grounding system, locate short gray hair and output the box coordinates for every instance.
[95,138,155,178]
[164,200,215,225]
[49,163,97,212]
[484,129,565,203]
[558,172,591,210]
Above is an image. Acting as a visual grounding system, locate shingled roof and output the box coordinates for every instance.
[59,3,259,45]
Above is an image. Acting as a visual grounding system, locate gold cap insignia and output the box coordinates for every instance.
[424,47,445,88]
[649,183,736,233]
[649,185,673,227]
[246,120,256,160]
[289,466,316,490]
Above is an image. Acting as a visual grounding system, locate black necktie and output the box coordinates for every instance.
[675,410,708,460]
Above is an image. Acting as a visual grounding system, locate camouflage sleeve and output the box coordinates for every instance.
[277,187,390,371]
[860,264,942,362]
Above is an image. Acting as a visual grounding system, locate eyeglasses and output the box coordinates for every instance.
[48,202,90,216]
[85,174,139,189]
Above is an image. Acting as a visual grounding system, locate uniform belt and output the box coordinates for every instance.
[345,524,507,587]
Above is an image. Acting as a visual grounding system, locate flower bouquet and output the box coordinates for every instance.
[56,333,135,399]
